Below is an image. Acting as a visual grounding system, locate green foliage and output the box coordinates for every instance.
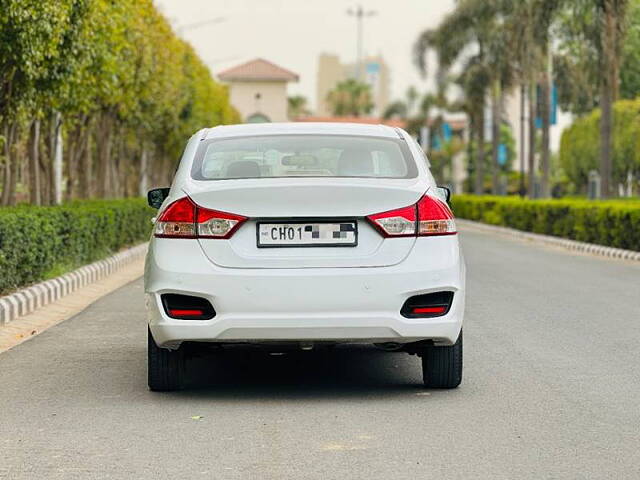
[326,79,374,117]
[0,199,153,294]
[621,0,640,99]
[451,195,640,251]
[559,99,640,189]
[0,0,239,204]
[287,95,310,119]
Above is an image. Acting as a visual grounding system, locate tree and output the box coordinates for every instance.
[0,0,239,205]
[287,95,310,119]
[414,0,516,195]
[600,0,630,198]
[554,0,631,197]
[326,79,374,116]
[383,86,439,136]
[620,0,640,99]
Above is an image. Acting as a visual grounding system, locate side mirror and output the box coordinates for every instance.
[147,188,170,209]
[436,186,451,204]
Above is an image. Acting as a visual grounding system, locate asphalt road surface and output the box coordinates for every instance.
[1,229,639,480]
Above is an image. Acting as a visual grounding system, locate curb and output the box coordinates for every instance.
[0,243,148,326]
[457,219,640,262]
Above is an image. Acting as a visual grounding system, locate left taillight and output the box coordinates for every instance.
[366,192,457,238]
[154,196,247,239]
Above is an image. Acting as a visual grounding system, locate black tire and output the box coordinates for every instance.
[148,328,185,391]
[421,331,463,389]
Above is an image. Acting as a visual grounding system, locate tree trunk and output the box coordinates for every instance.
[528,81,537,198]
[519,84,526,197]
[600,1,617,198]
[475,109,485,195]
[138,146,148,197]
[540,54,552,198]
[28,119,41,205]
[52,112,63,205]
[80,131,92,198]
[491,81,501,195]
[95,113,112,198]
[1,120,11,206]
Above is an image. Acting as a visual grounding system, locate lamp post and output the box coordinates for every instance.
[347,5,376,81]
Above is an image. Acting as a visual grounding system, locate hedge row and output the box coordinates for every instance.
[451,195,640,251]
[0,199,154,294]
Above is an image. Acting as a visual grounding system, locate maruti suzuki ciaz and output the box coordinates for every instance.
[145,123,465,391]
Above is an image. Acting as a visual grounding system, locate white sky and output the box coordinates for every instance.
[154,0,456,111]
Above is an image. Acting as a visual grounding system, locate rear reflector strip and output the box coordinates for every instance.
[412,306,447,315]
[161,293,216,320]
[401,291,454,318]
[168,309,204,317]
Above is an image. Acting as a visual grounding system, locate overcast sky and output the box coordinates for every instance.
[154,0,455,110]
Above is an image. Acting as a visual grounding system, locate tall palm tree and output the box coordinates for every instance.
[414,0,515,195]
[553,0,630,197]
[599,0,630,197]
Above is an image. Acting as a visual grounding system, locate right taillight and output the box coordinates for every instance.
[416,194,457,236]
[366,192,456,237]
[154,196,247,239]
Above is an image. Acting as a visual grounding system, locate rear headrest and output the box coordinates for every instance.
[226,160,260,178]
[338,148,374,176]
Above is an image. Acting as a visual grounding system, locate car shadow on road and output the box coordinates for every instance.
[175,345,425,400]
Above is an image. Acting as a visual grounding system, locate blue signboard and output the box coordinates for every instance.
[535,84,558,129]
[498,144,507,166]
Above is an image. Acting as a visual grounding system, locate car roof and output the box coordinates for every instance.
[203,122,402,140]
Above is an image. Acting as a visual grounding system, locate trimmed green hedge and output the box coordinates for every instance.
[0,199,154,294]
[451,195,640,251]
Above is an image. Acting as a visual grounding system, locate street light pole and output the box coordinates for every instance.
[347,5,376,81]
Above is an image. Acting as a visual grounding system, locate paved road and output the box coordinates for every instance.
[1,229,639,480]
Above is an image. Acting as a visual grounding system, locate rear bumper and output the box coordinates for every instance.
[145,237,465,347]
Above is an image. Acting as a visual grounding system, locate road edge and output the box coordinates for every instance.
[0,243,148,326]
[457,219,640,262]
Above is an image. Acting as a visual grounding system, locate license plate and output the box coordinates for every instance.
[257,221,357,248]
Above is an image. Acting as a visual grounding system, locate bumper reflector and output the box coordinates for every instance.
[161,294,216,320]
[168,309,204,317]
[401,291,454,318]
[412,306,447,315]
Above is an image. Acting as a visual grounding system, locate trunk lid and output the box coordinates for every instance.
[185,178,425,269]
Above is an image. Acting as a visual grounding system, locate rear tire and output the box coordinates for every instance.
[421,331,462,389]
[148,328,184,391]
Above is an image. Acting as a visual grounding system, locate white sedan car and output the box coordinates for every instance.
[145,123,465,391]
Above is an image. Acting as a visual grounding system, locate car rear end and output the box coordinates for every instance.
[144,123,465,391]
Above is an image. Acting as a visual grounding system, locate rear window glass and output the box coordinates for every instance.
[191,135,418,180]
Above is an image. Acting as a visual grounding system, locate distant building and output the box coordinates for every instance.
[316,53,390,117]
[217,58,299,123]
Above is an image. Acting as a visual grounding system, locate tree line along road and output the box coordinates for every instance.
[0,228,639,479]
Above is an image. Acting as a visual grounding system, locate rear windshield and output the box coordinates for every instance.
[191,135,418,180]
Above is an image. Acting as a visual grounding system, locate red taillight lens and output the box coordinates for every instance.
[154,197,197,238]
[366,192,456,238]
[416,195,456,236]
[154,196,247,239]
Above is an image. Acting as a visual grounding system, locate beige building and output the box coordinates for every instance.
[316,53,390,117]
[218,58,299,123]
